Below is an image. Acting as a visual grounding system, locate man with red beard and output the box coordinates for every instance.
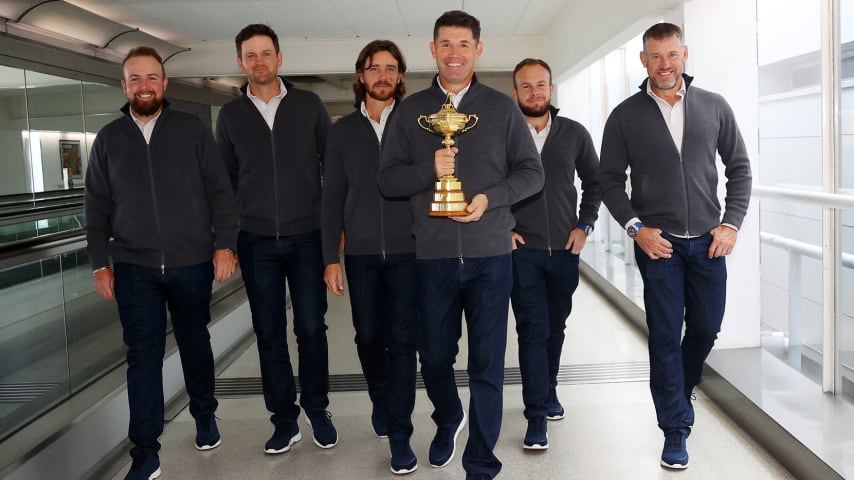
[509,58,601,450]
[84,46,238,480]
[320,39,418,475]
[599,22,752,469]
[216,24,336,454]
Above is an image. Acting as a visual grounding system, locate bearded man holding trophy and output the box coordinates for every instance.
[378,10,544,480]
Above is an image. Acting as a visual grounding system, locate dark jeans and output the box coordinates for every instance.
[238,230,329,428]
[510,247,579,419]
[416,254,512,479]
[634,232,726,434]
[114,261,217,463]
[345,253,417,445]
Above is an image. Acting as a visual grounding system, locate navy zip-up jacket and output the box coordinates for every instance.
[84,102,238,270]
[512,106,601,251]
[216,77,331,236]
[320,104,414,265]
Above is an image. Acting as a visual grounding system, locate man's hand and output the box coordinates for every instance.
[565,228,588,254]
[511,231,525,250]
[635,227,673,260]
[708,225,738,259]
[452,193,488,223]
[434,147,457,178]
[213,248,237,282]
[94,268,115,301]
[324,263,345,296]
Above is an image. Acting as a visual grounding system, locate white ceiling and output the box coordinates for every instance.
[59,0,572,78]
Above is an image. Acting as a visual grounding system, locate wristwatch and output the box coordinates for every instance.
[576,223,593,236]
[626,222,644,238]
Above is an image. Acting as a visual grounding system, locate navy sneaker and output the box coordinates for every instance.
[124,455,161,480]
[428,409,466,468]
[523,417,548,450]
[545,390,565,421]
[372,405,389,438]
[306,410,338,448]
[264,422,301,454]
[660,431,689,469]
[194,416,221,451]
[390,441,418,475]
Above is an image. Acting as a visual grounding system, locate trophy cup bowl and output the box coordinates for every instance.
[417,95,479,217]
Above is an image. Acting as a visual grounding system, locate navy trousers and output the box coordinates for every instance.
[634,232,726,434]
[238,230,330,428]
[416,254,512,479]
[114,261,217,463]
[510,246,579,419]
[345,253,417,446]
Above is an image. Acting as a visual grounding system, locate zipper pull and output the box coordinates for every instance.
[459,255,464,265]
[161,264,165,275]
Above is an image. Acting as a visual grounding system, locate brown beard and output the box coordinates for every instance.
[518,102,549,118]
[367,83,395,102]
[130,95,163,117]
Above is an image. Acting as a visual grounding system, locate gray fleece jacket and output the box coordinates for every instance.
[379,75,544,260]
[599,75,752,235]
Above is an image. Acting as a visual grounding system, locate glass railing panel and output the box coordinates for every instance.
[0,253,71,441]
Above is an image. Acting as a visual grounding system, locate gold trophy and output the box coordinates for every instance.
[417,93,479,216]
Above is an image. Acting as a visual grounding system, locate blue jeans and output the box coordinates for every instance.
[634,233,726,434]
[238,230,329,427]
[416,254,512,479]
[345,253,417,445]
[114,261,217,463]
[510,247,579,419]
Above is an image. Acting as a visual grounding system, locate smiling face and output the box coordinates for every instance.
[121,55,167,120]
[359,50,402,102]
[512,63,553,118]
[430,26,482,93]
[640,34,688,95]
[237,34,283,87]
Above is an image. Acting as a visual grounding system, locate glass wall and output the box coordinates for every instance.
[839,0,854,400]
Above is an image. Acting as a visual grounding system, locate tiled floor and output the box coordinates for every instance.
[113,279,793,479]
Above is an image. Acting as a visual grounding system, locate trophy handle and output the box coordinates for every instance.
[417,115,433,133]
[460,114,478,133]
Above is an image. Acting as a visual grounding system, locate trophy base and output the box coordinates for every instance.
[429,175,468,217]
[429,202,470,217]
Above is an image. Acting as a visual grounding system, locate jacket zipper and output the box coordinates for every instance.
[144,142,167,274]
[270,129,280,238]
[680,93,690,236]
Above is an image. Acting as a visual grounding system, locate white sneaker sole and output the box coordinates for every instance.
[523,441,549,450]
[390,462,419,475]
[264,432,301,454]
[660,459,689,469]
[194,438,221,451]
[148,467,162,480]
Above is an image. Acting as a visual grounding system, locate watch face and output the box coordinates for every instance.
[627,226,638,238]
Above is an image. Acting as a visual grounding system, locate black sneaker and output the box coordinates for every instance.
[372,404,389,438]
[124,455,161,480]
[264,422,301,454]
[428,409,466,468]
[306,410,339,448]
[523,417,548,450]
[194,416,221,451]
[390,441,418,475]
[660,431,689,469]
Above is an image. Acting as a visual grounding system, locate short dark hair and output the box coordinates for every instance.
[122,46,165,77]
[235,24,280,57]
[433,10,481,43]
[353,39,407,104]
[512,58,552,88]
[642,22,683,51]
